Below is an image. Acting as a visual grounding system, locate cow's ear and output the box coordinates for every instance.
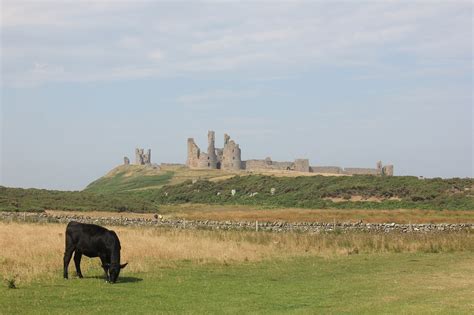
[120,263,128,269]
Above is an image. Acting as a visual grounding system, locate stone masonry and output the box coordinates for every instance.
[2,212,470,233]
[187,131,242,170]
[186,131,394,176]
[123,156,130,165]
[135,148,151,165]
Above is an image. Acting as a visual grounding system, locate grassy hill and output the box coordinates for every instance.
[149,175,474,210]
[84,165,175,194]
[84,164,352,194]
[2,165,472,212]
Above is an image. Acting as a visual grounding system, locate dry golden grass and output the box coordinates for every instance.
[156,204,474,224]
[1,221,472,285]
[162,165,349,186]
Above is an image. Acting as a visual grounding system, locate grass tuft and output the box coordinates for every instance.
[4,276,17,289]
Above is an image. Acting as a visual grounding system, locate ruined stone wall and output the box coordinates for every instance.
[135,148,151,165]
[187,138,211,168]
[222,133,242,170]
[242,160,268,170]
[188,131,242,170]
[145,149,151,164]
[272,161,295,170]
[242,160,271,171]
[294,159,310,172]
[382,165,394,176]
[186,138,199,168]
[310,166,343,174]
[215,148,224,167]
[244,159,294,171]
[377,161,383,175]
[185,131,394,176]
[135,148,143,165]
[343,168,379,175]
[206,131,218,169]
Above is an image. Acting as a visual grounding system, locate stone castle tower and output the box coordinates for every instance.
[135,148,151,165]
[187,131,242,170]
[221,133,242,170]
[207,131,218,169]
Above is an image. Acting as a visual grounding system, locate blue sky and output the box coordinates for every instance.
[1,1,472,190]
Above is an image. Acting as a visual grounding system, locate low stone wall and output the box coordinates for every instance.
[310,166,343,174]
[1,212,472,234]
[343,168,379,175]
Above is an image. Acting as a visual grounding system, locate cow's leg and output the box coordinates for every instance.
[63,234,75,279]
[73,251,83,278]
[100,256,110,281]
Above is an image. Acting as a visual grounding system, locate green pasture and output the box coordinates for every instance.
[2,253,473,314]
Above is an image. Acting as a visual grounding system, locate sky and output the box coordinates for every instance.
[1,0,472,190]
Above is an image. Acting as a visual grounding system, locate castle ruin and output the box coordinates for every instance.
[186,131,394,176]
[135,148,152,165]
[124,148,152,166]
[187,131,242,171]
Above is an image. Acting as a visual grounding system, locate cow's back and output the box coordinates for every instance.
[65,221,117,258]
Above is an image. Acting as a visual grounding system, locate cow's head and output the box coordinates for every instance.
[106,262,128,283]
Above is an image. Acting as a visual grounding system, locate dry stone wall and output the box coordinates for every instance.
[1,212,471,234]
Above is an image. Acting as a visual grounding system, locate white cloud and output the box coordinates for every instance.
[1,1,472,87]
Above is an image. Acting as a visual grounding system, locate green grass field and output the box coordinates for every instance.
[84,166,175,194]
[2,253,473,314]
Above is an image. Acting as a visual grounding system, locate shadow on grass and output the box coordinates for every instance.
[118,277,143,283]
[81,275,143,283]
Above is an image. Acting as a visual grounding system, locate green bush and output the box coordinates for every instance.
[1,175,472,212]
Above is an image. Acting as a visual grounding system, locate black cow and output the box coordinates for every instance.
[63,221,128,283]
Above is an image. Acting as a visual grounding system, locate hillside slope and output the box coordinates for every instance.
[84,164,247,194]
[84,165,174,194]
[84,164,353,194]
[152,175,474,210]
[82,164,473,211]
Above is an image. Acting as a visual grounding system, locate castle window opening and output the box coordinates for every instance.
[208,163,210,167]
